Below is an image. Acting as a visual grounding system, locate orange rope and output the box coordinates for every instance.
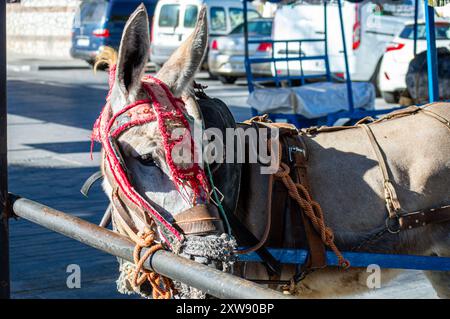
[275,162,349,269]
[130,225,174,299]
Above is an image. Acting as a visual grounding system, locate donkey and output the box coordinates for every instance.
[98,5,450,298]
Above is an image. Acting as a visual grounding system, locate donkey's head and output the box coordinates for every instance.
[104,4,209,215]
[97,4,234,298]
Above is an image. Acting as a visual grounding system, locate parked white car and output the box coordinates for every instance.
[150,0,260,67]
[378,21,450,103]
[271,1,422,89]
[208,18,273,84]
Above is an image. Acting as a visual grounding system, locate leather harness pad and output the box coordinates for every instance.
[173,204,224,235]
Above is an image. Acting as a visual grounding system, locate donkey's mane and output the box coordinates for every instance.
[94,46,118,71]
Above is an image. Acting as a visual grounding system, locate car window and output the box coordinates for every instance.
[77,1,107,24]
[184,5,198,28]
[229,8,260,30]
[400,23,450,40]
[109,1,157,23]
[230,20,272,36]
[159,4,180,27]
[210,7,227,32]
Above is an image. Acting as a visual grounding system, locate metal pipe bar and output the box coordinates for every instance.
[247,39,325,44]
[11,196,292,299]
[413,0,419,56]
[252,74,329,83]
[324,1,331,82]
[243,0,254,94]
[337,0,355,112]
[248,55,328,64]
[0,0,10,300]
[424,0,439,102]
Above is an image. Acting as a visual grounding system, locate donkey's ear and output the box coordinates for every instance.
[156,6,208,97]
[116,4,149,98]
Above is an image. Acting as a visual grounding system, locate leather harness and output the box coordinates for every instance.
[242,104,450,283]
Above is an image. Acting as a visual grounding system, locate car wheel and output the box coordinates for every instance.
[219,76,237,84]
[381,91,398,104]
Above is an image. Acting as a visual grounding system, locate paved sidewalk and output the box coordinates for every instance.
[7,53,90,72]
[7,52,157,73]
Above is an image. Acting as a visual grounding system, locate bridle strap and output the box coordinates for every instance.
[359,123,402,218]
[399,205,450,230]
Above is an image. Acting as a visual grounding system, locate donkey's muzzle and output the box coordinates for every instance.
[173,204,224,236]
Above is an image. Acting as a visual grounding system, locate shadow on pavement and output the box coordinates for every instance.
[9,164,136,298]
[8,80,106,130]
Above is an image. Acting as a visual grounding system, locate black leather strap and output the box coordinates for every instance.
[80,170,103,197]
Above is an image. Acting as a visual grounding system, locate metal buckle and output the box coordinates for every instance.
[288,146,305,162]
[209,186,224,206]
[385,216,401,234]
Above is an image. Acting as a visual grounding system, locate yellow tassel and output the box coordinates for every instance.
[94,46,118,72]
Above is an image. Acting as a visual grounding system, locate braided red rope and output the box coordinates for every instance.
[142,76,209,203]
[91,65,210,249]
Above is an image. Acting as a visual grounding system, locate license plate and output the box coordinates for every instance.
[77,38,90,47]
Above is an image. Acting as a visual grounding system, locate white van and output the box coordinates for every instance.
[271,0,422,87]
[150,0,260,66]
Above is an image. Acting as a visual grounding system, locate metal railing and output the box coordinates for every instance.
[10,196,292,299]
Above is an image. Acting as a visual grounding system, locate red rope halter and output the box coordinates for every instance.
[91,65,210,249]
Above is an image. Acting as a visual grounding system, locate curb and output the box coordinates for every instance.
[8,61,157,73]
[7,63,90,72]
[37,65,91,71]
[7,64,33,72]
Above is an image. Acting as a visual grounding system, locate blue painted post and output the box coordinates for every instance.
[324,1,331,82]
[243,0,254,93]
[413,0,419,56]
[424,0,439,102]
[337,0,355,112]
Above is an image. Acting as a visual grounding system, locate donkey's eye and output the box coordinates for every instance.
[137,153,157,167]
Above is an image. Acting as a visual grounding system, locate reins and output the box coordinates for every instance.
[243,104,450,287]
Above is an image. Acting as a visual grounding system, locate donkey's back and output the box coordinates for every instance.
[308,103,450,248]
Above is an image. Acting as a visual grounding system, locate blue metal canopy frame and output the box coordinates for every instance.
[239,0,448,271]
[243,0,440,122]
[424,0,439,101]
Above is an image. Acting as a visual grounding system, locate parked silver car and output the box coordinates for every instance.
[208,18,273,84]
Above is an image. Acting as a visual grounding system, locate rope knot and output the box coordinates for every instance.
[275,162,291,178]
[130,225,174,299]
